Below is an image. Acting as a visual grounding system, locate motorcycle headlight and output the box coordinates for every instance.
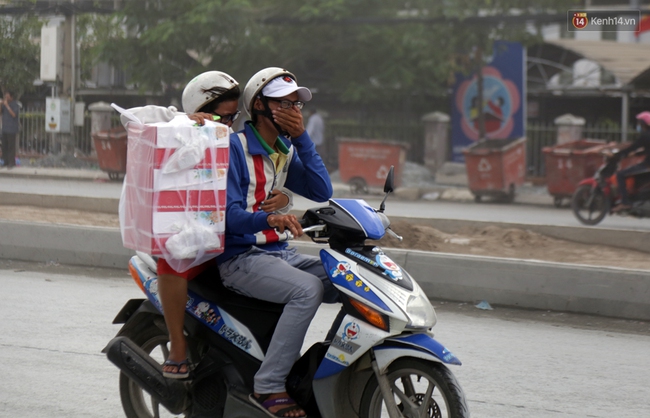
[405,287,437,329]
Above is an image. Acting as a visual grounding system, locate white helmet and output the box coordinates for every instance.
[181,71,239,113]
[242,67,297,117]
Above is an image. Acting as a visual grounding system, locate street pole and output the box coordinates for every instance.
[60,1,76,155]
[476,47,486,141]
[621,91,629,143]
[71,0,76,106]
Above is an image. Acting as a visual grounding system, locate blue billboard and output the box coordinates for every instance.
[450,41,526,162]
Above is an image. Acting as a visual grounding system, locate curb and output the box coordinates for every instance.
[0,192,119,214]
[1,220,649,321]
[0,167,111,182]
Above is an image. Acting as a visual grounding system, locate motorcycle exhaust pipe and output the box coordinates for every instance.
[104,336,189,414]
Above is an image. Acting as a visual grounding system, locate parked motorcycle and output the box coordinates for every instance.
[104,167,469,418]
[571,152,650,225]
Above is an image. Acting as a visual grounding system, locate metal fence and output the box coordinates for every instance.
[16,112,121,159]
[12,111,639,179]
[525,122,638,178]
[525,122,556,177]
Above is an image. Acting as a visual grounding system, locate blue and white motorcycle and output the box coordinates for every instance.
[104,167,469,418]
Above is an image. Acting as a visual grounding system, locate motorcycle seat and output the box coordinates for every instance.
[189,265,285,315]
[187,265,285,348]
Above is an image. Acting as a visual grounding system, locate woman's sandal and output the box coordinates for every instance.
[162,359,190,379]
[249,393,306,417]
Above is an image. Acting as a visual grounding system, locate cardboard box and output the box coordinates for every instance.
[120,116,229,258]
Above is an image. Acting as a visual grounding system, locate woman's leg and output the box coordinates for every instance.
[157,273,189,375]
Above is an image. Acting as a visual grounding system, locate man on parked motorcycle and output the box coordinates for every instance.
[612,111,650,212]
[216,67,339,418]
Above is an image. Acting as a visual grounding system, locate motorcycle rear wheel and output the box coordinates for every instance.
[571,184,610,226]
[119,324,188,418]
[359,359,469,418]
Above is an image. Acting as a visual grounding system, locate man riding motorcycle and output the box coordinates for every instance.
[611,111,650,212]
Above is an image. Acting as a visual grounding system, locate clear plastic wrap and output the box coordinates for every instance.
[115,106,229,273]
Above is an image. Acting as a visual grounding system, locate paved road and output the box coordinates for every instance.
[1,176,648,232]
[1,261,649,417]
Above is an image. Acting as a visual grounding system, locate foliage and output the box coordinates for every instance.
[88,0,258,94]
[76,13,127,82]
[0,14,42,97]
[88,0,575,104]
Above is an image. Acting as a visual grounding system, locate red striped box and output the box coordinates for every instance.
[120,117,229,256]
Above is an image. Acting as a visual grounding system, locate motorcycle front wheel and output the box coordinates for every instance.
[119,323,187,418]
[359,359,469,418]
[571,184,610,225]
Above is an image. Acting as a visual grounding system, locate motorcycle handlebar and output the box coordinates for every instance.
[302,224,326,233]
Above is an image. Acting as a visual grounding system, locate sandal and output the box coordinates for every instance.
[249,393,306,417]
[162,359,190,379]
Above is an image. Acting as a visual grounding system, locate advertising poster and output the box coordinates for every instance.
[450,41,525,162]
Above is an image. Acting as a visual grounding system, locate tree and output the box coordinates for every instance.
[88,0,259,95]
[0,14,41,97]
[89,0,572,107]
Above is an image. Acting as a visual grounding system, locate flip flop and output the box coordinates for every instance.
[162,359,190,379]
[248,393,306,417]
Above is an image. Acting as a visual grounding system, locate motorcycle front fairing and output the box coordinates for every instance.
[310,199,458,378]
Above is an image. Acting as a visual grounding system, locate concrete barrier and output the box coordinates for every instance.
[0,220,132,269]
[3,190,648,254]
[0,192,119,214]
[5,220,646,320]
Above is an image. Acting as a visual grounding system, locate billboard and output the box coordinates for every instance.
[450,41,526,162]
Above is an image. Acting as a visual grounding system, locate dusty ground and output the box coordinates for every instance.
[2,204,649,270]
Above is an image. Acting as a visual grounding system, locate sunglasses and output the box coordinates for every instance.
[267,98,305,110]
[213,110,241,124]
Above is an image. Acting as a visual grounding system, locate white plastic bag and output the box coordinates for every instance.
[165,221,222,259]
[162,130,210,174]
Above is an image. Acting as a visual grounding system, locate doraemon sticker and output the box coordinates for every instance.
[322,252,392,312]
[332,261,352,277]
[332,260,370,292]
[342,322,360,341]
[193,301,221,326]
[143,277,158,296]
[143,277,163,310]
[377,254,403,280]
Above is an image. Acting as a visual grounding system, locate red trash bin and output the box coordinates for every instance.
[542,139,613,207]
[462,137,526,203]
[338,138,408,193]
[93,127,128,181]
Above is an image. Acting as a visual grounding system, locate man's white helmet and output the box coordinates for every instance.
[242,67,297,117]
[181,71,238,113]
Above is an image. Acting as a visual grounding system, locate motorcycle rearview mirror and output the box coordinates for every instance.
[378,166,395,212]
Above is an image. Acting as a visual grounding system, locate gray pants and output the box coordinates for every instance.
[217,246,338,394]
